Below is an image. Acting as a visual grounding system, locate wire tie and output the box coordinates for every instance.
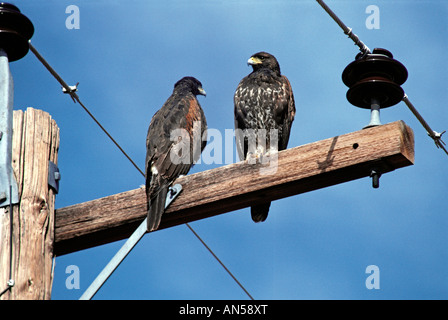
[0,279,14,298]
[431,130,446,148]
[62,82,79,103]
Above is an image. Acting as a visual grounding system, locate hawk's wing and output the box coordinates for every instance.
[145,93,206,231]
[277,75,295,150]
[234,77,251,161]
[146,95,206,183]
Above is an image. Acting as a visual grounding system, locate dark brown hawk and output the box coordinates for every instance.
[146,76,207,231]
[234,52,295,223]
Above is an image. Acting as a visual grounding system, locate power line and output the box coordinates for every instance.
[316,0,370,55]
[186,223,254,300]
[402,95,447,155]
[28,43,145,177]
[28,41,253,299]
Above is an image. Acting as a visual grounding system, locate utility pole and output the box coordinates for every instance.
[0,108,60,300]
[0,4,60,300]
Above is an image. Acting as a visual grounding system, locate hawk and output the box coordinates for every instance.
[234,52,295,223]
[146,76,207,231]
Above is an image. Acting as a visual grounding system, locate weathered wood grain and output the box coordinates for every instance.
[54,121,414,256]
[0,108,59,300]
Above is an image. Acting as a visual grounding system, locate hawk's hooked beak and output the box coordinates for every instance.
[198,87,206,96]
[247,56,262,66]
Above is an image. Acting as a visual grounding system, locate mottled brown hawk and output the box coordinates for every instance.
[234,52,295,223]
[146,77,207,231]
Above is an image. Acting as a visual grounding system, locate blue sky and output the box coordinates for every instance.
[9,0,448,299]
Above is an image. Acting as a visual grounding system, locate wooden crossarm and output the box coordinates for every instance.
[54,121,414,256]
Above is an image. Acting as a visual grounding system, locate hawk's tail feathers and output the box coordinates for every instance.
[251,202,271,223]
[147,183,169,232]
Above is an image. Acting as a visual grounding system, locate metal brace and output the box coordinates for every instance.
[165,183,182,207]
[79,184,183,300]
[0,48,19,207]
[48,161,61,194]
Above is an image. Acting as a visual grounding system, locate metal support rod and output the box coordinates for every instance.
[316,0,371,55]
[0,185,15,298]
[365,98,381,128]
[79,184,183,300]
[0,48,19,207]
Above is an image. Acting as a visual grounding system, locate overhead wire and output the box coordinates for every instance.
[186,223,255,300]
[316,0,371,55]
[28,41,254,300]
[28,43,145,177]
[402,95,448,154]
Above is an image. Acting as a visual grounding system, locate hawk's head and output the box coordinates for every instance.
[247,52,281,75]
[174,76,206,96]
